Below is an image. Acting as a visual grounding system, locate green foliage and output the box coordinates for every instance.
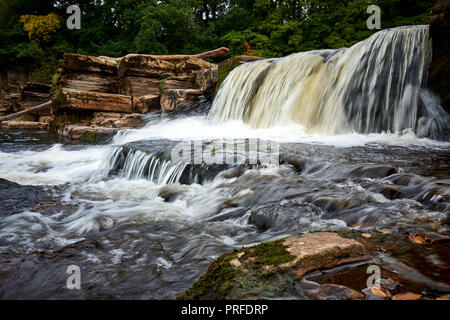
[0,0,436,78]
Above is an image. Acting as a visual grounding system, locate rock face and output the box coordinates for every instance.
[216,55,264,94]
[429,0,450,112]
[0,66,52,129]
[49,50,222,140]
[178,232,371,300]
[62,89,133,113]
[160,89,205,113]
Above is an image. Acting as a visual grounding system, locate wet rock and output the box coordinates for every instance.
[158,185,186,202]
[178,232,370,299]
[60,72,118,93]
[279,155,306,172]
[349,165,398,179]
[392,292,422,300]
[298,280,365,300]
[312,196,354,212]
[389,173,425,186]
[379,184,405,200]
[62,89,133,113]
[0,178,59,216]
[248,208,288,231]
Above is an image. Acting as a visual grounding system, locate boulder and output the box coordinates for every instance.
[160,89,204,113]
[429,0,450,113]
[62,89,133,113]
[349,165,397,179]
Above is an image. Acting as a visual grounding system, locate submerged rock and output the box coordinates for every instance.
[349,165,398,179]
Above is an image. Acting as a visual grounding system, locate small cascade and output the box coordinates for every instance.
[103,147,187,185]
[209,25,450,140]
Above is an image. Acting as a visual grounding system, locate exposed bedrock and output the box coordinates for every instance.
[46,49,227,141]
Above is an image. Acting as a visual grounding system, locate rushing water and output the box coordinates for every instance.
[210,26,449,140]
[0,26,449,299]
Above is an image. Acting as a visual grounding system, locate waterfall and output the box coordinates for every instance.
[102,147,187,185]
[209,25,449,140]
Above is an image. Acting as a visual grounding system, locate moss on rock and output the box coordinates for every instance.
[178,232,371,300]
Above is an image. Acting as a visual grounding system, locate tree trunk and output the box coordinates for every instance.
[0,100,51,122]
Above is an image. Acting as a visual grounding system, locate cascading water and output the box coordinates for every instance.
[210,25,449,140]
[0,25,449,299]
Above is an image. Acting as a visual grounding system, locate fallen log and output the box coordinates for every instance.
[0,100,52,122]
[108,47,230,64]
[143,47,230,62]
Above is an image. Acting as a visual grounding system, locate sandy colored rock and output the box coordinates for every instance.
[281,232,370,277]
[163,76,195,91]
[63,53,118,75]
[175,57,216,75]
[60,73,118,93]
[118,54,176,78]
[62,89,133,113]
[0,120,49,130]
[119,77,161,97]
[392,292,421,300]
[59,124,118,141]
[133,94,160,113]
